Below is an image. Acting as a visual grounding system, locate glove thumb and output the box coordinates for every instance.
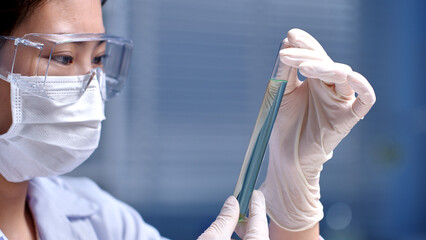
[198,196,240,240]
[244,190,269,240]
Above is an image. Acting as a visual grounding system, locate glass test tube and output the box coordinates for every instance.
[233,42,291,220]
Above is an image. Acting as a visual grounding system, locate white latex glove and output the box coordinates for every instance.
[198,190,269,240]
[260,28,376,231]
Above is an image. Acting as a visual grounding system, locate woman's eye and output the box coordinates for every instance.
[92,55,105,65]
[51,55,74,65]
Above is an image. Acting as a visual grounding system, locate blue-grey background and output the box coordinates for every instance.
[69,0,426,239]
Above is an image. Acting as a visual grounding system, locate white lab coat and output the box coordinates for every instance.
[27,176,169,240]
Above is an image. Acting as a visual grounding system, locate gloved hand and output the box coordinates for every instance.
[260,28,376,231]
[198,190,269,240]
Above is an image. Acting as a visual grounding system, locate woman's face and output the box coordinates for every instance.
[0,0,105,134]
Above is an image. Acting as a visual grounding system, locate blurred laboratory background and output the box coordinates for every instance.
[68,0,426,239]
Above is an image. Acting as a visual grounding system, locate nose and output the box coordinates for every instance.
[79,57,93,75]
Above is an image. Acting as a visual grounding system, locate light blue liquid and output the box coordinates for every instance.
[234,79,287,220]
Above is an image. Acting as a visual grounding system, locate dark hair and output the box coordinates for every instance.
[0,0,47,36]
[0,0,108,36]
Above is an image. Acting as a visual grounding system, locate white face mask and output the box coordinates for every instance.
[0,73,105,182]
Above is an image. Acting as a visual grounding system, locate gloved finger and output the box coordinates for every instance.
[282,37,297,49]
[243,190,269,240]
[279,48,331,68]
[275,41,301,94]
[287,28,328,56]
[278,48,326,94]
[281,38,290,49]
[299,61,355,97]
[347,71,376,118]
[197,196,240,240]
[234,217,247,238]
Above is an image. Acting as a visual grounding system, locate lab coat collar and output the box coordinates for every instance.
[27,177,99,239]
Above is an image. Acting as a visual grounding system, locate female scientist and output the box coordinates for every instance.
[0,0,376,239]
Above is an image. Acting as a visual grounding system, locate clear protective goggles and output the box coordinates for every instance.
[0,33,133,104]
